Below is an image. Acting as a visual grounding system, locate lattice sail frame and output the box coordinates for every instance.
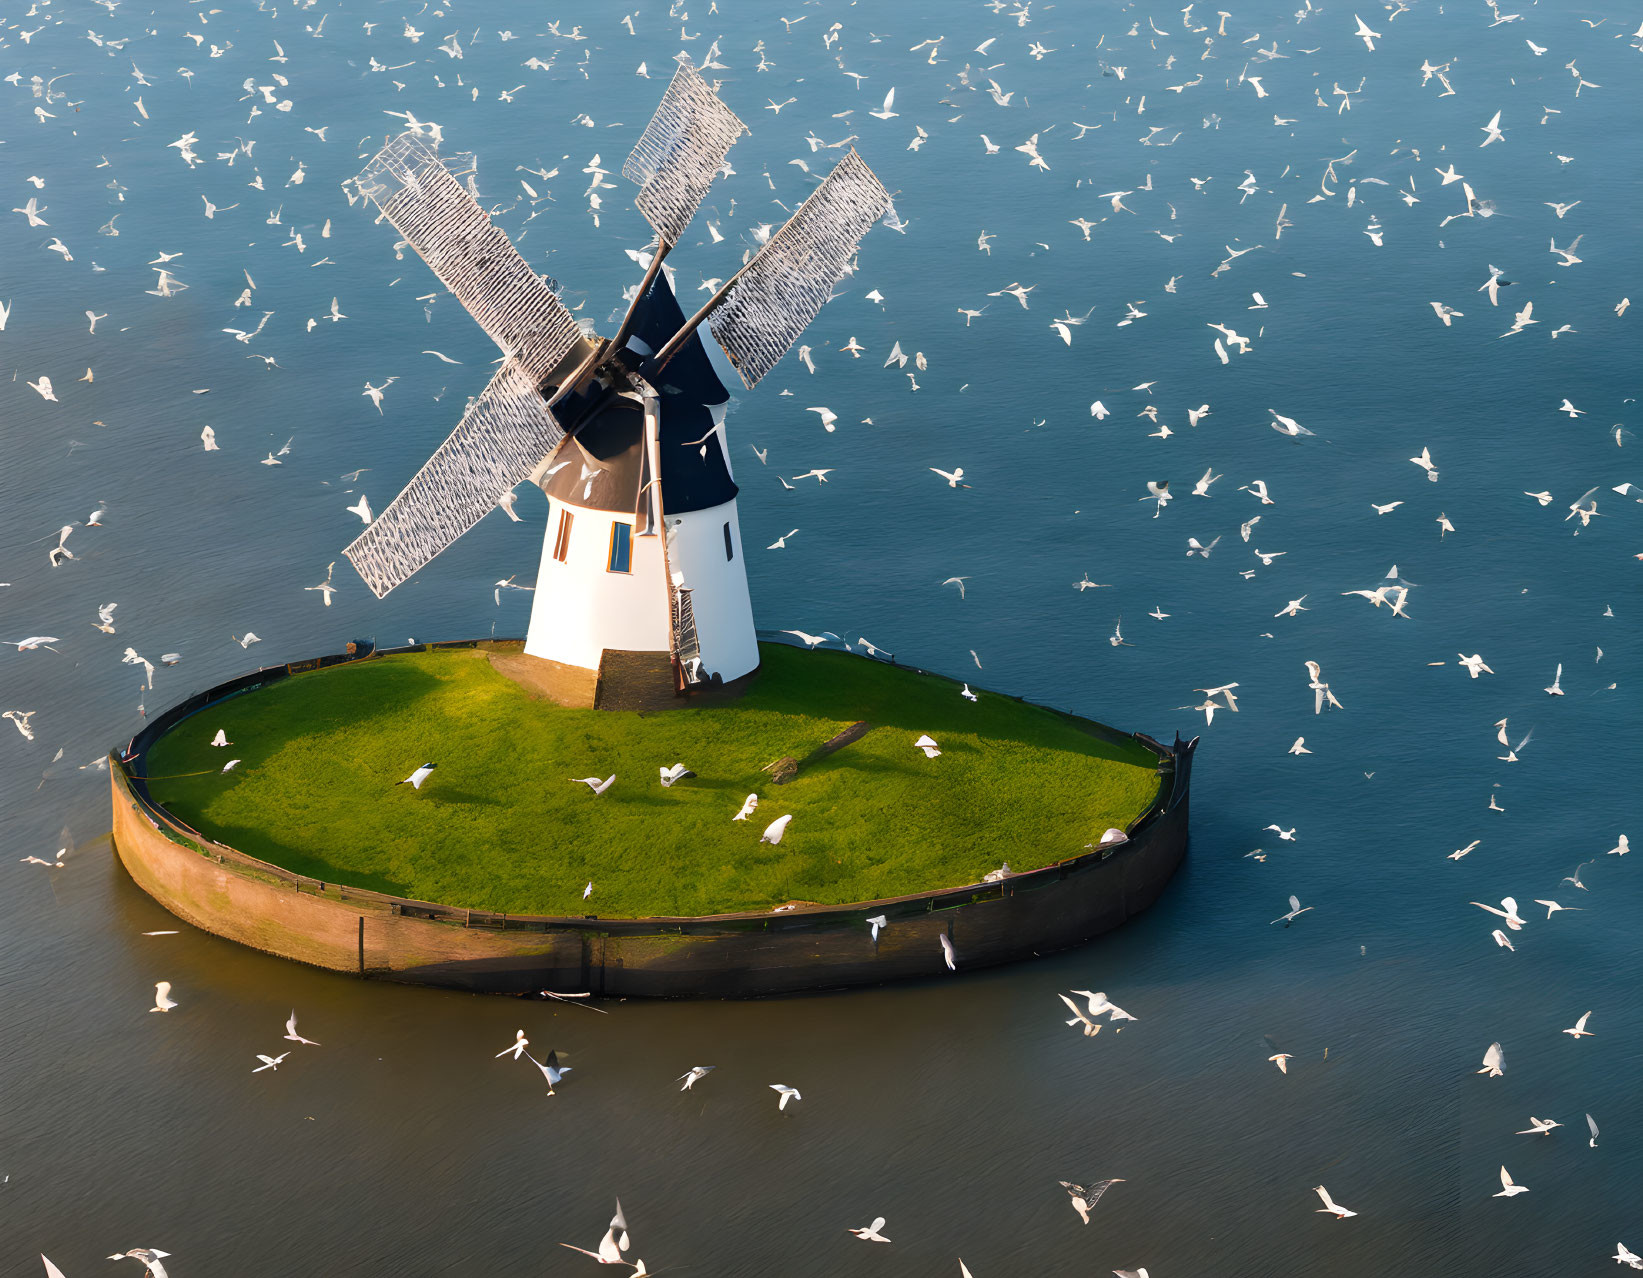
[343,363,566,598]
[351,131,584,380]
[341,132,592,596]
[622,60,749,246]
[707,150,894,388]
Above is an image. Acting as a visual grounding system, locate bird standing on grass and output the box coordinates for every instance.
[397,763,436,790]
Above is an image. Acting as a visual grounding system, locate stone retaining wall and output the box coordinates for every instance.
[109,642,1194,997]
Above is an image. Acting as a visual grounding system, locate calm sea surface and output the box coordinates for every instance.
[1,2,1639,1275]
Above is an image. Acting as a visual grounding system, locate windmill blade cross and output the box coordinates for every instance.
[343,360,565,598]
[350,131,587,381]
[622,59,749,246]
[685,149,894,388]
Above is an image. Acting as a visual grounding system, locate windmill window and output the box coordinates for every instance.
[607,521,633,574]
[723,522,735,561]
[552,509,574,562]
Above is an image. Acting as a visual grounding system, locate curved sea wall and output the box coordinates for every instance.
[110,639,1194,997]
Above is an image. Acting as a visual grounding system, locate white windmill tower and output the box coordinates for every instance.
[341,62,894,707]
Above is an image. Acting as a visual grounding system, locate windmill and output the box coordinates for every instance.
[340,61,894,706]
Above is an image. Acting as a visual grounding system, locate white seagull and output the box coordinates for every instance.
[496,1029,529,1060]
[397,763,436,790]
[847,1218,891,1243]
[677,1066,716,1091]
[1471,897,1525,930]
[525,1049,571,1094]
[1492,1166,1528,1197]
[1314,1185,1358,1219]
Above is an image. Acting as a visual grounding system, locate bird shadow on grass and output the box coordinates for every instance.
[417,787,503,807]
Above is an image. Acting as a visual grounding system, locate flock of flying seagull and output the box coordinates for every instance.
[5,0,1639,1273]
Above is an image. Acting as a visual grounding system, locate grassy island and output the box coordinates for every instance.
[142,645,1161,919]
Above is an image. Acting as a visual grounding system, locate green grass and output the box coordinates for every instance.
[143,645,1161,919]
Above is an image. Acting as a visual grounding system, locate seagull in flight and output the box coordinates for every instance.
[106,1250,172,1278]
[1058,994,1102,1036]
[1471,897,1526,930]
[677,1065,716,1091]
[1493,1166,1529,1197]
[1059,1178,1125,1222]
[846,1217,891,1243]
[362,377,398,413]
[525,1049,571,1094]
[1314,1185,1358,1218]
[496,1029,529,1060]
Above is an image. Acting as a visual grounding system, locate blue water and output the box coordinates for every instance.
[1,2,1639,1275]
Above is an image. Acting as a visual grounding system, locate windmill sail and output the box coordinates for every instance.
[622,60,749,246]
[701,150,893,388]
[343,361,564,598]
[340,131,596,598]
[351,131,587,381]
